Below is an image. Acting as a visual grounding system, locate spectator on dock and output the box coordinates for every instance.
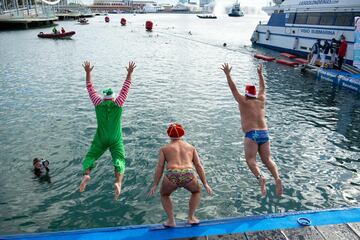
[330,38,339,67]
[321,40,330,68]
[337,35,347,70]
[221,63,282,197]
[309,39,321,66]
[79,61,136,199]
[61,27,65,34]
[148,123,213,227]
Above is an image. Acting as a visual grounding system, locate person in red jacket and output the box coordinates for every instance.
[337,35,347,70]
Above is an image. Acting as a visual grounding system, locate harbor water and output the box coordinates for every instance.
[0,14,359,235]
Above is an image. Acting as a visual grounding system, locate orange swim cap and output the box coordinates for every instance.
[245,84,256,98]
[167,123,185,139]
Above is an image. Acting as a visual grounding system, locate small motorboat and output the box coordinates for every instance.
[228,1,244,17]
[78,18,89,25]
[37,31,76,39]
[197,14,217,19]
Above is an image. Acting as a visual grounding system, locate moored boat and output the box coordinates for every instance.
[250,0,360,65]
[228,1,244,17]
[197,14,217,19]
[37,31,76,39]
[78,18,89,25]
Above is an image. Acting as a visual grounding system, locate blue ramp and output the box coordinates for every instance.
[1,207,360,240]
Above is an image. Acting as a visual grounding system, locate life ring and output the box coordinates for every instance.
[297,217,311,226]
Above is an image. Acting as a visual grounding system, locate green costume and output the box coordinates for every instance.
[83,81,131,174]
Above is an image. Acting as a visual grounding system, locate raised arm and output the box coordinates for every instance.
[193,148,213,195]
[83,61,102,106]
[148,148,166,196]
[115,61,137,107]
[221,63,245,104]
[257,64,266,101]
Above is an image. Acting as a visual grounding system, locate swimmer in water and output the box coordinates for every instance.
[33,157,49,177]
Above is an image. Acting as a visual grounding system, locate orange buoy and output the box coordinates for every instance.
[105,16,110,23]
[254,54,275,61]
[145,21,153,31]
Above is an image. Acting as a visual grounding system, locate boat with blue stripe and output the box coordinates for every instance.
[250,0,360,64]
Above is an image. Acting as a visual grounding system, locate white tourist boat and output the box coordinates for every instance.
[251,0,360,63]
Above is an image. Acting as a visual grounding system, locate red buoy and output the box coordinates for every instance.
[120,18,126,26]
[145,21,153,31]
[105,16,110,23]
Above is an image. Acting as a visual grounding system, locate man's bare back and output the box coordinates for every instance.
[238,98,268,133]
[148,123,213,227]
[161,140,195,170]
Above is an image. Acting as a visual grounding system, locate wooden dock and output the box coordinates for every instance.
[0,8,57,30]
[176,222,360,239]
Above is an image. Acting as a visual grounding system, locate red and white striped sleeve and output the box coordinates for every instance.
[86,81,102,106]
[115,78,131,107]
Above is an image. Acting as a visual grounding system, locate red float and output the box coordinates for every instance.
[294,58,308,64]
[145,21,153,31]
[276,59,299,67]
[105,16,110,23]
[120,18,126,26]
[280,53,297,58]
[254,54,275,61]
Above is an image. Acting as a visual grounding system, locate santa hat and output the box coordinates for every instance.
[167,123,185,139]
[245,84,256,98]
[103,88,114,100]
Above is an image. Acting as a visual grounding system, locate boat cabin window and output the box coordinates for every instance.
[335,12,353,26]
[287,13,296,24]
[306,13,321,25]
[288,12,360,26]
[294,13,307,24]
[319,13,335,25]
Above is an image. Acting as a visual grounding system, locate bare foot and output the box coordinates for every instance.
[259,176,266,197]
[163,219,176,227]
[275,178,283,196]
[114,182,122,199]
[188,216,200,225]
[79,175,91,192]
